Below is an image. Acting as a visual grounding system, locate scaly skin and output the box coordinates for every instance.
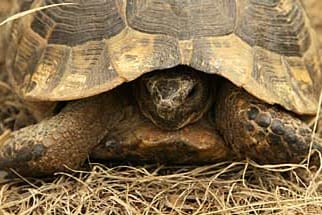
[0,81,232,177]
[0,89,126,176]
[0,77,321,177]
[215,81,322,164]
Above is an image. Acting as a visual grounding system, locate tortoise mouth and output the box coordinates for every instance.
[134,66,215,130]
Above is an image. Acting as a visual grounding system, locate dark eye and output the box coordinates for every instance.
[143,81,153,94]
[187,85,198,98]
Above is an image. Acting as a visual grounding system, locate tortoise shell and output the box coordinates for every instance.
[6,0,322,115]
[0,0,18,64]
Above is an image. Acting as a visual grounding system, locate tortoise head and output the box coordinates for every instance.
[135,66,213,130]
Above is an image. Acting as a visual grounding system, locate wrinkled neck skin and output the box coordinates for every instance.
[135,66,215,130]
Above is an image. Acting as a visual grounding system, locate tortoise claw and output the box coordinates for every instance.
[312,138,322,154]
[0,135,46,169]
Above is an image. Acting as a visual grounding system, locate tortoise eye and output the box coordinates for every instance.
[144,81,154,94]
[187,85,198,98]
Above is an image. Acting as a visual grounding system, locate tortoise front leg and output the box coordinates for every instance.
[0,90,126,176]
[214,82,322,164]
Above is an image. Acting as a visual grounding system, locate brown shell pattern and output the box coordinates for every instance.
[6,0,322,115]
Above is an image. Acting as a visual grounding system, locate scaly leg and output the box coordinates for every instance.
[0,90,126,176]
[215,82,322,164]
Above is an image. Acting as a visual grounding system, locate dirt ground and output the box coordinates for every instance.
[1,1,322,214]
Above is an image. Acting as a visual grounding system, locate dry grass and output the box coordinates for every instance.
[0,3,74,27]
[1,1,322,215]
[0,162,322,215]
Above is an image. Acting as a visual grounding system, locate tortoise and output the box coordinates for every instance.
[1,0,322,176]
